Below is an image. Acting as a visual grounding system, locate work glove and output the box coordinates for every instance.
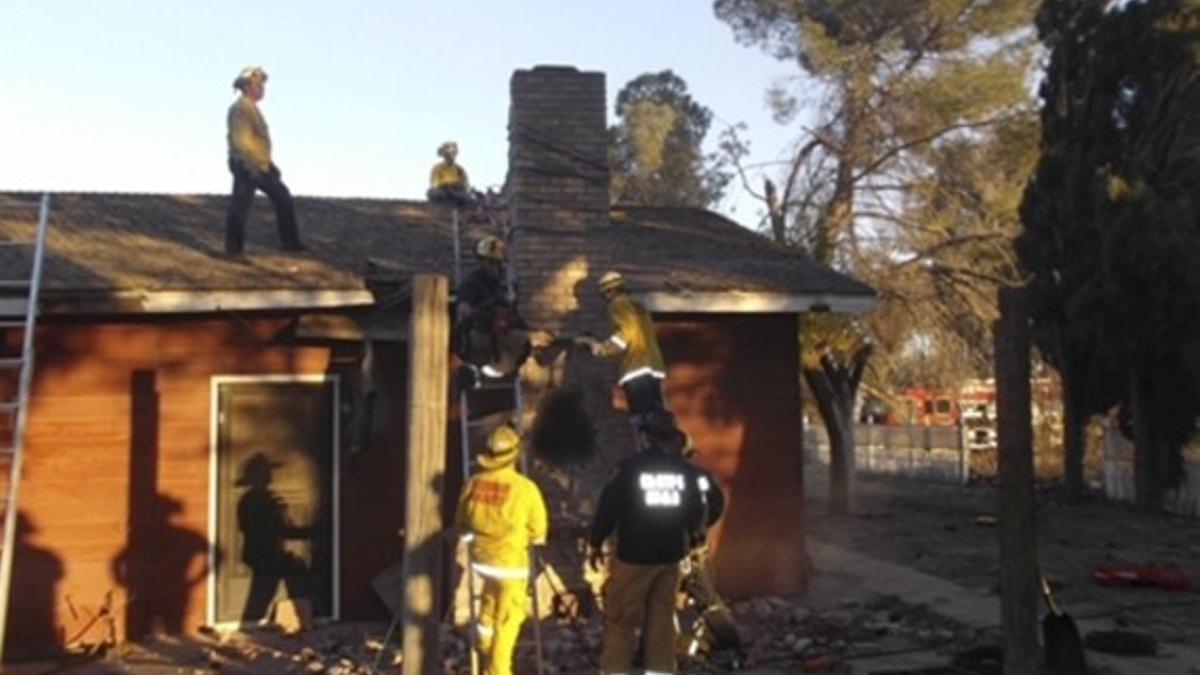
[587,545,605,573]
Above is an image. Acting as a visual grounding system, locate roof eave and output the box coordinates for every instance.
[36,288,375,316]
[638,290,876,315]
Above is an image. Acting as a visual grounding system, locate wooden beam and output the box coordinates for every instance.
[402,274,450,675]
[994,286,1039,675]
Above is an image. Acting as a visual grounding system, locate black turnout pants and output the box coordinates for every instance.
[225,159,302,254]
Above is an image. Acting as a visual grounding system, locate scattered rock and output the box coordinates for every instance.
[304,661,325,674]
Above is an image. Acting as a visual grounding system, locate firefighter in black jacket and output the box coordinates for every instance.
[589,412,706,675]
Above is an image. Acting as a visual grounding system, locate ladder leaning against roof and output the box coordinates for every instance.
[450,199,545,675]
[0,193,52,664]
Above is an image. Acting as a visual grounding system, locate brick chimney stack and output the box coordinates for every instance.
[507,65,611,335]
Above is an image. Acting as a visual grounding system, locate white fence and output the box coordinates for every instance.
[1102,421,1200,518]
[806,423,969,484]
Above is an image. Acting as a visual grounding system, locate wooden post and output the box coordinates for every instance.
[994,287,1039,675]
[402,275,450,675]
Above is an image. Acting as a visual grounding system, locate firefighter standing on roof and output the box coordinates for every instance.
[589,412,706,675]
[224,66,305,256]
[455,425,548,675]
[577,271,667,417]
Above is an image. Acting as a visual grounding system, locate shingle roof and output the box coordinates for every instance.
[0,192,872,308]
[607,205,874,297]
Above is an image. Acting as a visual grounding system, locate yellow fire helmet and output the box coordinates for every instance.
[598,270,625,293]
[233,66,268,90]
[479,424,521,469]
[475,235,506,261]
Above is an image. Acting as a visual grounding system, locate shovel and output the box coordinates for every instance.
[1041,575,1085,675]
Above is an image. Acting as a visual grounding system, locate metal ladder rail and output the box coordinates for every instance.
[0,193,51,664]
[453,201,545,675]
[492,200,547,675]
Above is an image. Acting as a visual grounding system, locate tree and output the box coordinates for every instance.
[608,71,731,208]
[715,0,1039,513]
[1017,0,1122,501]
[1020,0,1200,511]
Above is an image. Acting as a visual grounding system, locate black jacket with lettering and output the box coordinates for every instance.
[589,447,706,565]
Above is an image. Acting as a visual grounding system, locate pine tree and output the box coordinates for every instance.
[608,71,731,208]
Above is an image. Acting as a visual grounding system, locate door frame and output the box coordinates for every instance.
[206,374,341,628]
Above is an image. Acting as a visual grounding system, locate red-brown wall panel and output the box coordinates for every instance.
[4,315,411,656]
[657,313,808,599]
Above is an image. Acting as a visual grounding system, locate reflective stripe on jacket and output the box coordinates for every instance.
[599,292,665,381]
[455,465,548,573]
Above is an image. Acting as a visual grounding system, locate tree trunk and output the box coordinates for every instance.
[1061,375,1086,502]
[805,367,852,516]
[803,343,871,517]
[994,287,1039,675]
[1130,366,1163,514]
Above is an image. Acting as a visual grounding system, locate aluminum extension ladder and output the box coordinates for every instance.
[0,193,51,664]
[451,201,545,675]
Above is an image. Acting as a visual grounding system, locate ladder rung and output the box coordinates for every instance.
[0,242,34,248]
[0,300,30,317]
[0,322,24,329]
[0,401,20,413]
[0,359,22,368]
[0,280,31,290]
[474,381,517,391]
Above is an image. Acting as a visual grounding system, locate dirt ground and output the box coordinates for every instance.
[805,469,1200,650]
[11,468,1199,674]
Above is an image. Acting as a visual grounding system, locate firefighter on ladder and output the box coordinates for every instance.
[588,411,706,675]
[455,425,548,675]
[576,271,667,421]
[453,235,532,388]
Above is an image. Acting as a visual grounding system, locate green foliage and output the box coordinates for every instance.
[714,0,1038,387]
[608,70,731,208]
[1018,0,1200,500]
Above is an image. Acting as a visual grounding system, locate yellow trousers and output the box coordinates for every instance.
[601,558,681,674]
[476,575,527,675]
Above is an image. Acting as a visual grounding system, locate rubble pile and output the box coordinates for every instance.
[725,593,985,671]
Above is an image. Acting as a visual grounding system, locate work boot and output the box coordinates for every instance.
[455,364,481,392]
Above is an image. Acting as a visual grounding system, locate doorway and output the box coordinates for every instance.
[208,377,339,625]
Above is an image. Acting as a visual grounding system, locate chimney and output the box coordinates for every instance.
[507,65,610,335]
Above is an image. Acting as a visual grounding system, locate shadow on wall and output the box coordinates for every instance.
[236,453,313,622]
[659,314,809,599]
[6,511,65,658]
[112,494,208,635]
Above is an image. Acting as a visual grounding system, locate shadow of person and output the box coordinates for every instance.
[112,494,208,635]
[236,453,312,622]
[8,512,64,656]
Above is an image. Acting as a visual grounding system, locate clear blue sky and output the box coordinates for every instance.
[0,1,808,225]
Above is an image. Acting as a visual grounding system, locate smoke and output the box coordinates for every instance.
[530,388,596,467]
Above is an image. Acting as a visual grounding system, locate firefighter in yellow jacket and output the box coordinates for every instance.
[427,141,478,207]
[224,66,304,256]
[577,271,667,417]
[455,425,548,675]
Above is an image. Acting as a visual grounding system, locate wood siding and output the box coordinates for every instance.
[3,315,407,655]
[4,310,808,653]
